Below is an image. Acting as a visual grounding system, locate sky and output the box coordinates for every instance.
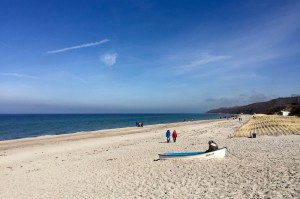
[0,0,300,113]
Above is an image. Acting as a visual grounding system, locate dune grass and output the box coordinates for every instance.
[233,114,300,137]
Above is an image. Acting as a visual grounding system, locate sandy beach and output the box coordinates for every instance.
[1,115,299,199]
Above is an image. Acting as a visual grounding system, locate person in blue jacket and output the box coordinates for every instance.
[166,130,171,143]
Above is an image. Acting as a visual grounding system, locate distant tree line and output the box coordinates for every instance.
[207,96,300,117]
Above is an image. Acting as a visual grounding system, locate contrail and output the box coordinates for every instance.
[46,39,109,54]
[0,73,39,79]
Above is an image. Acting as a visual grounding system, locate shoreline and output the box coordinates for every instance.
[0,118,222,150]
[0,113,229,142]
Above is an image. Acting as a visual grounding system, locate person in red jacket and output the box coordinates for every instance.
[172,130,177,142]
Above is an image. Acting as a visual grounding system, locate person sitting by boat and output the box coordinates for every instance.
[172,130,177,142]
[205,140,218,152]
[166,130,171,143]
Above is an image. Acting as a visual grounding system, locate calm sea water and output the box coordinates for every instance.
[0,113,228,141]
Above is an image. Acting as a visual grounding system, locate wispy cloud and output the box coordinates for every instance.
[181,54,231,69]
[46,39,109,54]
[55,71,87,83]
[0,73,39,79]
[222,4,300,69]
[100,53,118,67]
[163,3,300,79]
[205,92,271,107]
[169,51,231,75]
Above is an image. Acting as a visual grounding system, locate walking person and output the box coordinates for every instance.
[166,130,171,143]
[172,130,177,142]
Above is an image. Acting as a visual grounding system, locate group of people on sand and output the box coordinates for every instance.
[165,129,218,152]
[165,130,177,143]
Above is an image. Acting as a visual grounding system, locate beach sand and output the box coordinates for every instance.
[1,115,299,198]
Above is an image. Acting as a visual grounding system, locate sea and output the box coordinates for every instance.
[0,113,229,141]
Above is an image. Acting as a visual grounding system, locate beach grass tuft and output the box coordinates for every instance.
[233,114,300,137]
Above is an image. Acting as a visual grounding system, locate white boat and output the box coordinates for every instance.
[158,147,226,160]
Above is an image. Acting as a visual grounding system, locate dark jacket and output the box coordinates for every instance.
[206,142,218,152]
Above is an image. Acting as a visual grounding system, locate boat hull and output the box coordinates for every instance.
[158,147,226,160]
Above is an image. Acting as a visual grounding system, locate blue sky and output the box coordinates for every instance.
[0,0,300,113]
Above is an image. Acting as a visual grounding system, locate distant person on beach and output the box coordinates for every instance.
[172,130,177,142]
[136,122,143,127]
[166,130,171,143]
[205,140,218,152]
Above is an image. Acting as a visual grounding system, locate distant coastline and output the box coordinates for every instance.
[207,96,300,116]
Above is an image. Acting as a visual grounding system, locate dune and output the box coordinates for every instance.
[233,114,300,137]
